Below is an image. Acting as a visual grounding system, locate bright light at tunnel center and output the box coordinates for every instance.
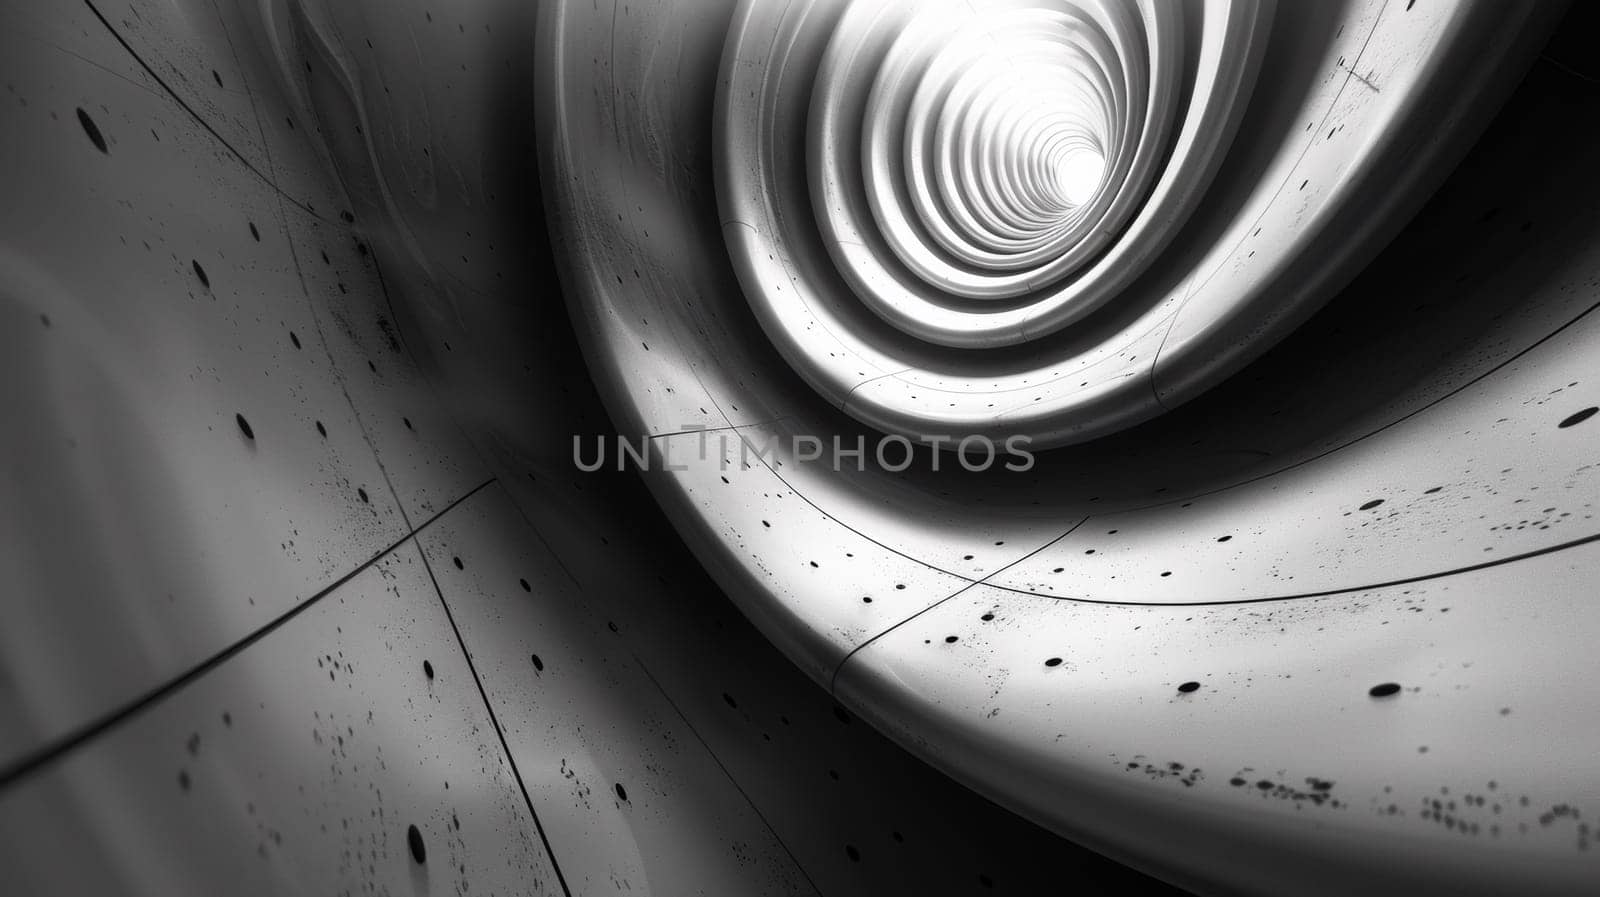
[1057,148,1105,207]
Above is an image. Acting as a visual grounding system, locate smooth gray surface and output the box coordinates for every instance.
[0,543,566,896]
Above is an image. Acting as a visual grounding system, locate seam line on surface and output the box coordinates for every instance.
[0,478,495,791]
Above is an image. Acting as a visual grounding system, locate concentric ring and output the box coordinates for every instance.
[719,0,1271,446]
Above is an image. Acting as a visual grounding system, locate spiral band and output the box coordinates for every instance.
[720,0,1269,446]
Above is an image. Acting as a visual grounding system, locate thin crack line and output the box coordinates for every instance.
[413,511,574,897]
[82,0,330,223]
[0,478,495,790]
[982,529,1600,609]
[630,657,825,897]
[829,519,1086,695]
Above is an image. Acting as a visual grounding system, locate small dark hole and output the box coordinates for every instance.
[1177,681,1200,694]
[235,413,254,440]
[452,557,463,570]
[530,653,544,672]
[407,824,426,864]
[422,660,434,680]
[1369,682,1401,698]
[1558,407,1598,429]
[614,783,628,801]
[1045,657,1062,667]
[76,108,108,153]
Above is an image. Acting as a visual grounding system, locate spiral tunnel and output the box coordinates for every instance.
[3,0,1600,895]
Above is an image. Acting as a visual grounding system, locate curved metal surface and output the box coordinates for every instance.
[542,0,1600,894]
[4,0,1600,895]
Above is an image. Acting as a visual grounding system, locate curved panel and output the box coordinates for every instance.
[537,0,1599,894]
